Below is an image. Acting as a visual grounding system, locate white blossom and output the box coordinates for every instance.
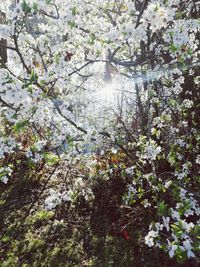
[145,230,159,247]
[168,244,178,258]
[195,155,200,165]
[183,240,195,258]
[143,141,161,161]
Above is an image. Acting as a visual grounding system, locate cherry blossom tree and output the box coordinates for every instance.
[0,0,199,265]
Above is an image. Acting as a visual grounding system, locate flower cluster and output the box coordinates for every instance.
[0,166,12,184]
[44,189,73,210]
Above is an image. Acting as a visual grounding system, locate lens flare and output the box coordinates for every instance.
[97,81,119,104]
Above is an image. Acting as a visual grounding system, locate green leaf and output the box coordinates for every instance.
[13,120,29,134]
[169,44,177,52]
[32,2,38,13]
[21,0,32,13]
[68,21,76,28]
[157,201,167,216]
[43,152,59,165]
[71,7,77,16]
[30,70,38,83]
[194,225,200,234]
[45,0,53,4]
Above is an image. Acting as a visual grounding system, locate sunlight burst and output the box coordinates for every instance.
[97,81,119,105]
